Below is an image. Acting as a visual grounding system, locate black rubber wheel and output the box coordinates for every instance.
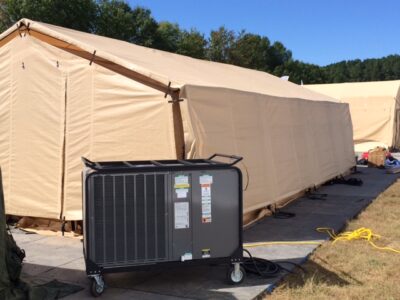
[90,278,105,297]
[226,265,246,285]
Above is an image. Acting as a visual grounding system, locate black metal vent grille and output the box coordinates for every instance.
[89,173,167,266]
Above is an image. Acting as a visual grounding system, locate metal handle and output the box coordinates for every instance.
[82,157,97,169]
[208,153,243,166]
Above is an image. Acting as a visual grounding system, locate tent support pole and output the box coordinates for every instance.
[171,90,185,160]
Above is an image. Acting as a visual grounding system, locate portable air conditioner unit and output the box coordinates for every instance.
[82,154,245,297]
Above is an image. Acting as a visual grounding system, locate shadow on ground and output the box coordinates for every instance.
[22,261,285,300]
[275,259,354,289]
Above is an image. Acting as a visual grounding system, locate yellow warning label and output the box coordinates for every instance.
[174,183,190,189]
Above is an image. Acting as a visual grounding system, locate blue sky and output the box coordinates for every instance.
[129,0,400,66]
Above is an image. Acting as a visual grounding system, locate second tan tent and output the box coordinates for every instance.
[307,80,400,152]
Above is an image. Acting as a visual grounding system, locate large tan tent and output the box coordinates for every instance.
[0,19,355,221]
[307,80,400,152]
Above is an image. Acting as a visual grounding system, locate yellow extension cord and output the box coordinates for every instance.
[316,227,400,254]
[243,241,321,248]
[243,227,400,254]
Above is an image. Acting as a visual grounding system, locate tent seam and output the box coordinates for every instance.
[7,42,14,210]
[89,65,94,159]
[59,75,68,220]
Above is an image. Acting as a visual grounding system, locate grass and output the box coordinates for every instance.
[268,178,400,300]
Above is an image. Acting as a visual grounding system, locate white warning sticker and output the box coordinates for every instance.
[174,202,189,229]
[176,188,188,198]
[201,195,212,223]
[199,174,213,185]
[174,175,190,189]
[200,175,213,223]
[201,203,211,214]
[201,185,211,197]
[181,252,193,261]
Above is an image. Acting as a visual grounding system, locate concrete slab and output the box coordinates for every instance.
[13,167,399,299]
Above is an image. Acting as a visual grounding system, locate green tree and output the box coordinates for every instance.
[267,41,292,70]
[362,59,382,81]
[154,21,181,52]
[176,28,207,59]
[0,0,97,32]
[95,0,135,41]
[346,59,363,82]
[207,26,235,63]
[229,31,271,71]
[325,61,349,83]
[274,60,326,84]
[95,2,158,46]
[321,56,400,83]
[0,1,7,31]
[154,23,207,59]
[129,6,158,46]
[383,55,400,80]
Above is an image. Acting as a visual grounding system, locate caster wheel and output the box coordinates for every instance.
[90,277,105,297]
[226,265,246,285]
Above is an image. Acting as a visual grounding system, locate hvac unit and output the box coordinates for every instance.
[82,154,245,297]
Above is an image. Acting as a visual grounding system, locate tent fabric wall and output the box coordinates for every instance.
[0,33,177,220]
[0,19,355,220]
[0,36,65,219]
[0,39,12,219]
[306,81,400,152]
[181,85,355,213]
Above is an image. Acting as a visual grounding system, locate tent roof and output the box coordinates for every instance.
[0,18,337,102]
[306,80,400,101]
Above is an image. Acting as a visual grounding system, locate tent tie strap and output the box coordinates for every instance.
[164,82,172,98]
[168,98,184,103]
[16,21,30,37]
[164,82,183,102]
[16,23,22,38]
[24,22,30,37]
[89,50,97,66]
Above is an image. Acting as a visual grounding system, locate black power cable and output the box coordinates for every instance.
[242,249,305,278]
[324,175,363,186]
[272,210,296,219]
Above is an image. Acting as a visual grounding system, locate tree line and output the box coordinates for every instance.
[1,0,399,85]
